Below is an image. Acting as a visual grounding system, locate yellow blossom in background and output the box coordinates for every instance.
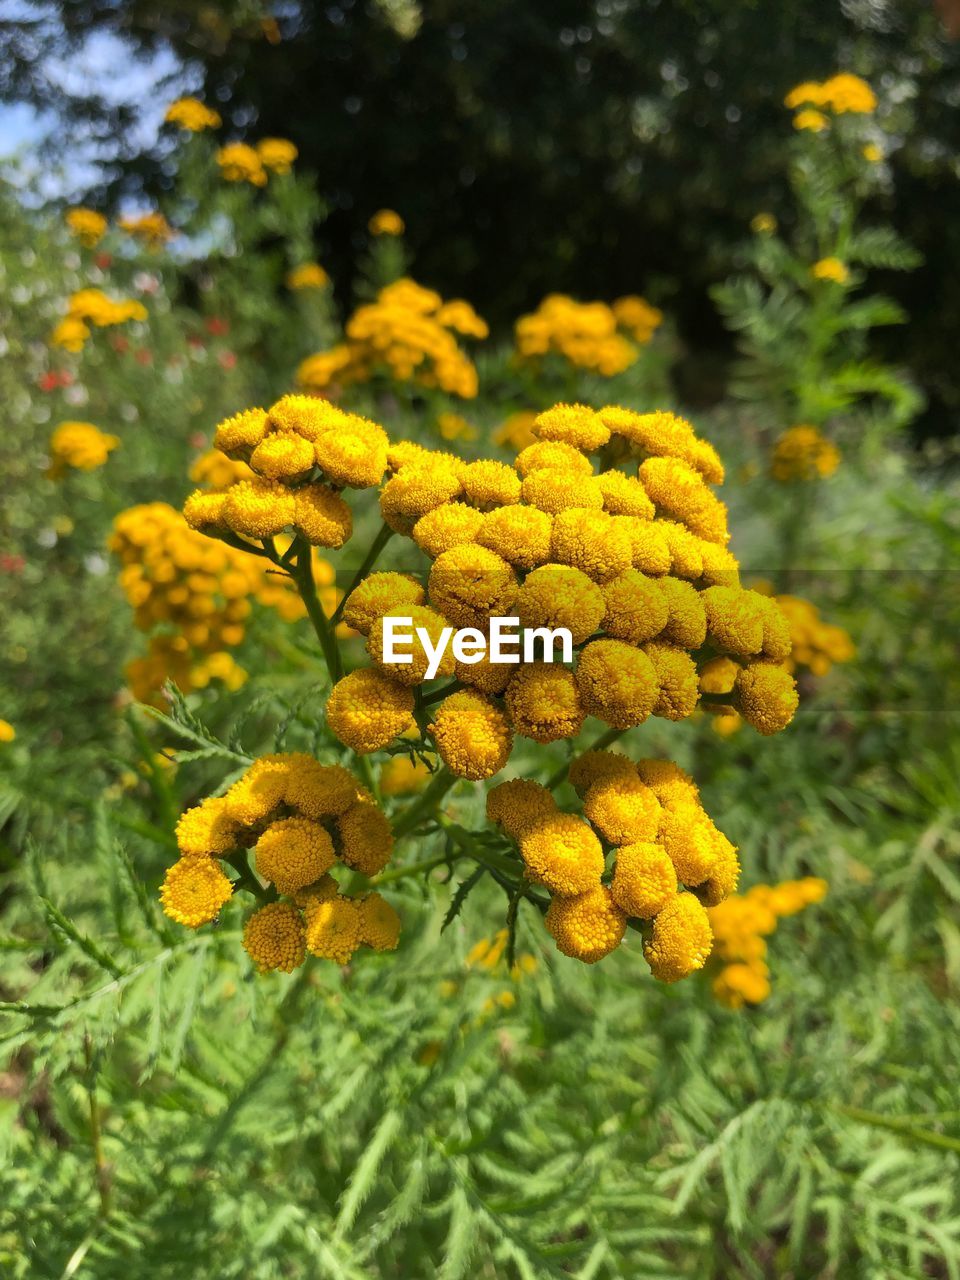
[759,591,856,676]
[784,73,876,115]
[51,288,147,350]
[188,449,253,491]
[0,720,15,743]
[771,425,841,481]
[217,142,268,186]
[257,137,298,173]
[793,108,829,133]
[379,754,434,796]
[515,294,639,376]
[165,97,222,131]
[611,295,663,343]
[368,208,405,236]
[437,412,478,442]
[493,411,538,450]
[50,316,90,352]
[863,143,883,163]
[65,207,107,247]
[47,421,120,477]
[811,257,849,284]
[286,262,330,290]
[118,211,175,250]
[751,212,777,235]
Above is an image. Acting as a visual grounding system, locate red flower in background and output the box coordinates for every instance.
[38,370,75,391]
[205,316,229,336]
[218,350,237,370]
[1,554,25,574]
[94,253,112,270]
[135,349,153,366]
[187,336,204,350]
[110,335,130,354]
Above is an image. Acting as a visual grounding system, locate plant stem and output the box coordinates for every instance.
[83,1033,111,1217]
[393,767,458,839]
[291,534,342,681]
[329,521,396,627]
[373,852,453,885]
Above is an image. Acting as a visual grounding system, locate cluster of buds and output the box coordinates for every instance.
[161,753,400,971]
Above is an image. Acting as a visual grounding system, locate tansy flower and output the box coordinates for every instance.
[515,440,593,478]
[515,564,604,645]
[249,431,315,480]
[811,257,849,284]
[165,97,221,131]
[612,295,663,343]
[293,483,353,547]
[257,138,297,173]
[521,467,604,514]
[486,779,557,840]
[160,857,233,927]
[430,690,513,779]
[342,572,425,635]
[583,773,661,845]
[598,407,725,485]
[545,885,626,963]
[221,477,296,539]
[255,817,336,894]
[413,502,484,557]
[771,425,840,481]
[712,961,771,1008]
[611,842,677,918]
[305,896,362,963]
[550,508,634,582]
[118,211,174,249]
[635,758,700,809]
[436,299,489,339]
[380,463,463,533]
[50,316,89,351]
[600,570,669,645]
[735,661,799,735]
[794,108,829,132]
[358,893,402,951]
[282,757,361,818]
[379,754,433,796]
[533,403,610,452]
[702,585,767,656]
[699,655,740,695]
[47,422,120,476]
[568,750,637,797]
[217,142,267,186]
[326,668,416,753]
[213,407,269,458]
[643,642,700,721]
[596,470,656,519]
[337,798,394,875]
[369,208,405,236]
[476,505,553,570]
[643,893,713,982]
[65,207,107,247]
[189,449,252,491]
[699,830,741,906]
[621,518,672,575]
[312,414,389,489]
[576,639,659,729]
[453,633,514,694]
[863,143,883,163]
[657,575,707,648]
[658,804,722,885]
[175,795,240,857]
[519,813,604,896]
[287,263,329,290]
[639,456,729,545]
[242,902,306,973]
[751,213,777,235]
[505,663,585,743]
[368,603,457,685]
[0,720,15,744]
[428,543,518,628]
[459,460,521,510]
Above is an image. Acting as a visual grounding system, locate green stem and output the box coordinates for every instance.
[83,1034,111,1217]
[420,680,464,707]
[291,534,343,681]
[373,852,453,885]
[329,521,395,627]
[392,767,458,839]
[222,851,270,903]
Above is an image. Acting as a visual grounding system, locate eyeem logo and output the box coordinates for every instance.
[382,616,573,681]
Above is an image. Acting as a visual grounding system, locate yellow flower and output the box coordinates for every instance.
[486,779,557,840]
[459,459,522,510]
[65,207,107,247]
[611,842,677,919]
[515,440,594,478]
[337,797,394,876]
[436,300,489,339]
[305,897,362,964]
[380,462,463,533]
[430,690,513,779]
[287,262,330,290]
[699,655,740,695]
[255,816,336,894]
[550,508,634,583]
[643,642,700,721]
[598,407,725,485]
[413,502,484,557]
[213,407,269,458]
[257,137,298,173]
[243,902,306,973]
[811,257,849,284]
[863,143,883,163]
[575,639,658,729]
[505,663,585,743]
[326,668,416,753]
[611,295,663,343]
[0,720,16,743]
[521,467,604,515]
[293,483,353,547]
[379,755,433,796]
[771,425,840,481]
[368,603,457,685]
[519,813,604,897]
[175,795,240,857]
[515,295,638,375]
[50,316,90,351]
[160,857,233,928]
[436,412,478,442]
[249,431,315,481]
[545,886,626,963]
[165,97,221,131]
[568,750,637,797]
[533,402,610,452]
[217,142,267,186]
[494,411,538,450]
[118,211,175,249]
[701,585,767,656]
[639,456,729,545]
[358,893,402,951]
[819,72,876,114]
[793,108,829,133]
[595,470,656,519]
[428,543,518,629]
[476,505,553,570]
[342,571,425,635]
[635,758,700,809]
[712,961,771,1008]
[751,212,777,235]
[47,422,120,477]
[784,81,825,108]
[735,661,799,735]
[643,893,713,983]
[368,208,405,236]
[582,773,661,845]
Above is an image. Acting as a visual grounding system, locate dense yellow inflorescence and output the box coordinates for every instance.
[287,262,330,290]
[708,878,827,1007]
[163,753,400,972]
[50,288,148,352]
[784,73,876,116]
[165,97,222,131]
[65,207,107,247]
[514,293,662,375]
[47,421,119,477]
[118,211,175,249]
[297,278,486,399]
[771,425,841,481]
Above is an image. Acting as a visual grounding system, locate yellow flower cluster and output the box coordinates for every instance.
[163,753,400,971]
[811,257,849,284]
[368,208,405,236]
[51,288,147,352]
[297,278,487,399]
[768,593,855,677]
[486,754,736,979]
[183,395,391,548]
[164,97,222,131]
[217,137,297,185]
[514,293,661,375]
[118,211,175,249]
[65,207,107,247]
[286,263,330,290]
[793,108,829,133]
[785,73,877,115]
[326,402,797,772]
[771,425,840,481]
[0,720,17,744]
[47,421,119,478]
[708,877,827,1007]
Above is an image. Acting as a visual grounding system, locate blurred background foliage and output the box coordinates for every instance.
[3,0,960,435]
